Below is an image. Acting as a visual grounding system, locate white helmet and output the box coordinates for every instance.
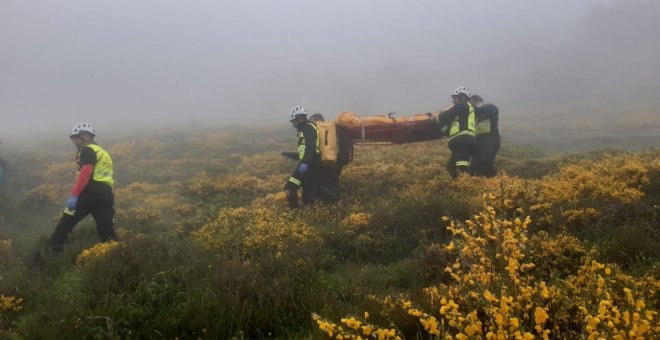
[289,105,308,122]
[452,86,471,98]
[70,123,95,137]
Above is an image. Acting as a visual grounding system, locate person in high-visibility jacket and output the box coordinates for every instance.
[470,95,500,177]
[281,106,320,209]
[48,123,118,251]
[432,87,476,178]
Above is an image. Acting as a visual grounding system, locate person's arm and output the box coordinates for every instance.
[281,151,300,160]
[435,103,464,126]
[70,146,96,195]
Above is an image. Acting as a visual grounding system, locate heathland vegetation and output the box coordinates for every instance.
[0,127,658,338]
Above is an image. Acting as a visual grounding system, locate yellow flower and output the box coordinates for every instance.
[534,307,549,325]
[361,326,372,336]
[483,290,498,303]
[0,294,23,312]
[76,241,121,265]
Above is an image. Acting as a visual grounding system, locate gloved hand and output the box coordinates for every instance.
[66,196,78,210]
[298,163,308,174]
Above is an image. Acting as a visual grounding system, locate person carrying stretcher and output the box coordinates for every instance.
[282,106,320,209]
[431,87,477,179]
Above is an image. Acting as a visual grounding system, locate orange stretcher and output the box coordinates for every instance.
[334,111,447,144]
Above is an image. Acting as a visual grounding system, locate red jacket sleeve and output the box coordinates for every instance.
[70,164,93,196]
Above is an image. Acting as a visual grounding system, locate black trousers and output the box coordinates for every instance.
[472,134,501,178]
[447,140,476,179]
[48,190,117,250]
[316,165,342,204]
[285,166,319,209]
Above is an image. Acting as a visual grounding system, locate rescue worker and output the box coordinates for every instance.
[468,95,483,109]
[432,87,476,179]
[470,94,500,177]
[281,106,320,209]
[47,123,118,252]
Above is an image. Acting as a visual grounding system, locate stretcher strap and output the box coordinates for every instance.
[361,119,365,140]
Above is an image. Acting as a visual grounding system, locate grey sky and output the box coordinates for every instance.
[1,0,658,138]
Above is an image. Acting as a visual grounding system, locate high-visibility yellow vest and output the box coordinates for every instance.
[297,122,320,160]
[449,102,476,140]
[476,118,491,135]
[78,144,114,188]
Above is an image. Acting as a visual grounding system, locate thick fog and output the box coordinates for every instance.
[1,0,659,140]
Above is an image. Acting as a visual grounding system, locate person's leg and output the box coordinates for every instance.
[315,166,338,203]
[47,197,92,251]
[484,135,501,178]
[447,151,458,179]
[483,150,496,177]
[284,181,300,209]
[90,191,118,242]
[301,168,318,205]
[471,138,485,177]
[326,166,340,203]
[454,144,471,176]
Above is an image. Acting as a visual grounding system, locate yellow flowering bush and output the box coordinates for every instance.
[312,312,401,340]
[526,231,590,280]
[192,205,323,262]
[317,195,659,338]
[453,152,657,229]
[21,184,64,209]
[0,295,23,313]
[76,241,122,266]
[562,259,659,339]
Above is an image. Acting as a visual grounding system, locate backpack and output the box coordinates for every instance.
[315,122,354,168]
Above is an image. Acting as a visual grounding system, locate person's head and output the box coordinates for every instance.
[289,105,308,127]
[69,123,95,148]
[469,94,483,108]
[309,113,325,123]
[451,86,471,105]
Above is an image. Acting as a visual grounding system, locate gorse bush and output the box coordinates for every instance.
[452,151,659,231]
[0,128,657,338]
[314,199,658,339]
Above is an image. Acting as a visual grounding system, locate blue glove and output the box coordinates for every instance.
[66,196,78,210]
[298,163,308,173]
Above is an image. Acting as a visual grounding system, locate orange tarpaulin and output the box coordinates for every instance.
[334,111,446,144]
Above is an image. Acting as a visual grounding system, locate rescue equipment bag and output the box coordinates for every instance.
[315,121,338,167]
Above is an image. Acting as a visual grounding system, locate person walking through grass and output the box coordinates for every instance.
[47,123,118,252]
[281,106,320,209]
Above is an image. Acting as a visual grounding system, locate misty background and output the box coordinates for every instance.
[1,0,659,147]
